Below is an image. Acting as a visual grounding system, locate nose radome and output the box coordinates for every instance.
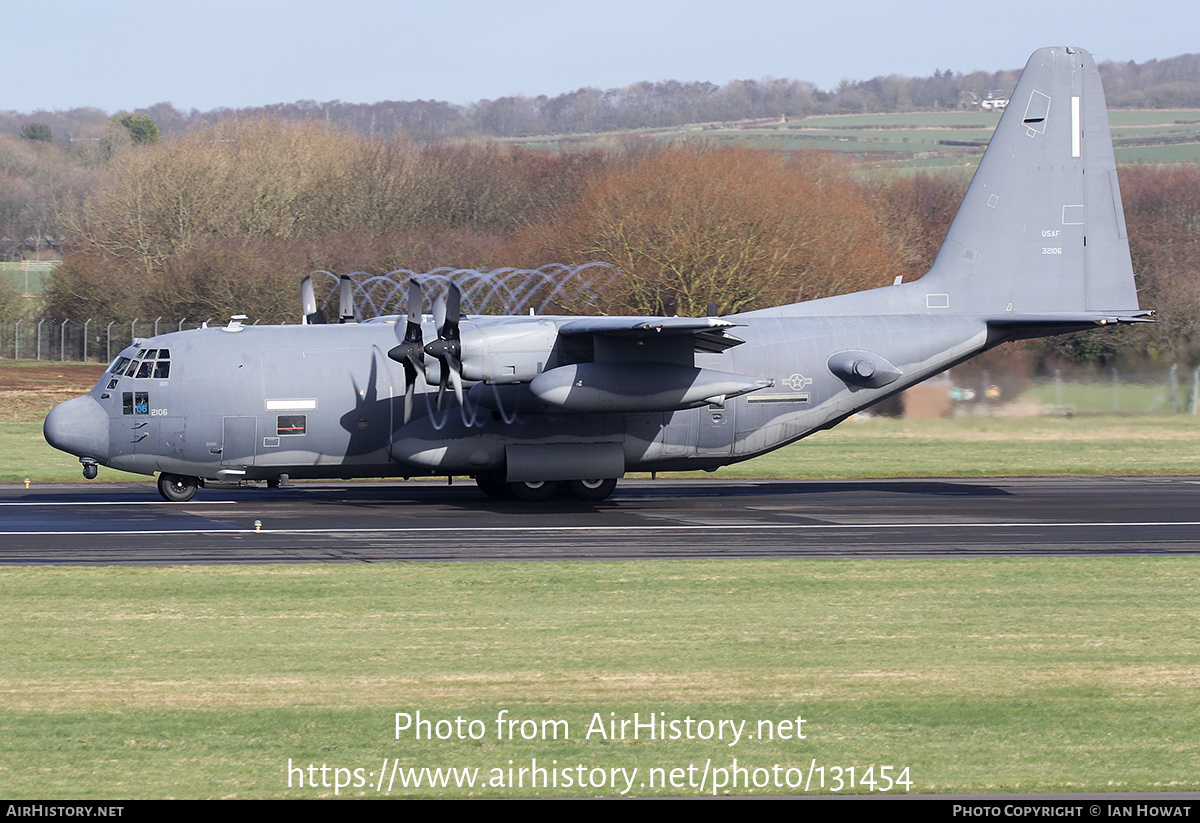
[44,396,109,460]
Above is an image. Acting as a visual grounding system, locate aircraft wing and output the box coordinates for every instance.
[558,316,746,353]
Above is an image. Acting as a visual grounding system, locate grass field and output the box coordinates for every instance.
[5,361,1200,798]
[2,558,1198,798]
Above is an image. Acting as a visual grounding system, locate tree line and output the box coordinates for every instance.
[3,53,1199,145]
[13,115,1193,372]
[40,120,917,323]
[0,49,1197,371]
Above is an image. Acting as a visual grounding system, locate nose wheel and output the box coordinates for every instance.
[157,473,199,502]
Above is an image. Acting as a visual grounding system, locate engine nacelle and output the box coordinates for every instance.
[457,319,560,384]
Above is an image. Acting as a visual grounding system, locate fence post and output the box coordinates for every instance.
[14,319,20,360]
[60,319,69,361]
[37,318,45,360]
[178,317,187,332]
[83,319,91,362]
[106,321,115,362]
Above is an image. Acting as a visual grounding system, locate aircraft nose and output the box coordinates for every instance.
[44,395,109,460]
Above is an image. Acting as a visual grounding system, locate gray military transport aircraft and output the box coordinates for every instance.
[45,47,1151,503]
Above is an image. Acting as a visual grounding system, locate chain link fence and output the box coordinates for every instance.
[0,317,270,363]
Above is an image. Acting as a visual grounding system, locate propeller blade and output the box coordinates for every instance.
[448,361,464,407]
[432,293,446,335]
[435,365,450,411]
[424,283,464,410]
[387,279,427,424]
[301,275,327,325]
[338,275,356,323]
[406,281,422,328]
[445,283,460,330]
[404,281,423,345]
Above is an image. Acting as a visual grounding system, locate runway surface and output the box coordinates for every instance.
[2,476,1199,565]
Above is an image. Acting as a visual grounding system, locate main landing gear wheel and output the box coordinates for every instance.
[565,478,618,501]
[508,480,560,501]
[157,473,199,502]
[474,474,512,500]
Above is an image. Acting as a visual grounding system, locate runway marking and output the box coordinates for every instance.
[0,501,233,506]
[5,521,1200,537]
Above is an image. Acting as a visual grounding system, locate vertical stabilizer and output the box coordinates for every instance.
[922,47,1139,315]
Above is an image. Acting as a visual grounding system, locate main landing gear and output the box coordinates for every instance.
[474,475,619,502]
[157,473,200,502]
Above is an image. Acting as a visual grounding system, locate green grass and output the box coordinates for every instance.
[1,558,1197,797]
[665,415,1200,480]
[1018,381,1182,415]
[0,423,144,482]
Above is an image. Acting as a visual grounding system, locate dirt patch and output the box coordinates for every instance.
[0,362,105,422]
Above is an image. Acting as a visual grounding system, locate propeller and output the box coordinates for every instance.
[386,281,426,424]
[423,283,464,410]
[338,275,357,323]
[300,275,327,325]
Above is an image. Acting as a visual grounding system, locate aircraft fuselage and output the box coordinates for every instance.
[45,307,988,488]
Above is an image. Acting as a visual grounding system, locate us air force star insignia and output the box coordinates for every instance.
[784,374,813,391]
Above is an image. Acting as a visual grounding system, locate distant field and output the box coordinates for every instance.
[505,109,1200,167]
[0,261,57,294]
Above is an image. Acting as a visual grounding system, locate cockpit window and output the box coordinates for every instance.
[109,350,171,380]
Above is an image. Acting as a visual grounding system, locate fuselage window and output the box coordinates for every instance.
[109,356,132,376]
[277,415,307,436]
